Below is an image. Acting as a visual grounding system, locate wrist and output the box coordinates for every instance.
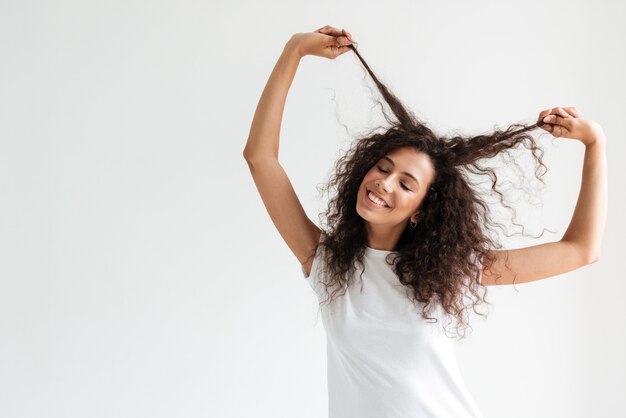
[285,34,305,60]
[584,125,606,147]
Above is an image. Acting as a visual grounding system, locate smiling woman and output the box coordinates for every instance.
[356,147,436,250]
[243,24,607,418]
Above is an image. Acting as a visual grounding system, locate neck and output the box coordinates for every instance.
[364,221,407,251]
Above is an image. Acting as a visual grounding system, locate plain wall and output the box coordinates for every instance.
[1,0,624,417]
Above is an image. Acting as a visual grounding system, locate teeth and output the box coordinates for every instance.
[368,192,388,207]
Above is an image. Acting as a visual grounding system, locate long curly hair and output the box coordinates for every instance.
[310,44,553,339]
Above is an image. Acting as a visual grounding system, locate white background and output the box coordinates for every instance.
[1,1,624,417]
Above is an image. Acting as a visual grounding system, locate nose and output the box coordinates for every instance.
[376,179,392,193]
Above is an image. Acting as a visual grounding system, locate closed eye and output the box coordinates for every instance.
[377,166,411,191]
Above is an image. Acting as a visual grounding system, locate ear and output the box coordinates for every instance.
[411,211,423,223]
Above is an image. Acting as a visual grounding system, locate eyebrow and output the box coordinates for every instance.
[381,156,421,187]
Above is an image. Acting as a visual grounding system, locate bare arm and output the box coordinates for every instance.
[243,27,353,273]
[242,41,301,161]
[560,133,607,261]
[482,107,607,286]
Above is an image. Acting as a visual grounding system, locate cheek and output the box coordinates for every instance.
[363,171,375,182]
[399,194,422,210]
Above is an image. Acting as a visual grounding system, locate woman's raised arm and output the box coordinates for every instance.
[482,107,608,286]
[242,27,353,273]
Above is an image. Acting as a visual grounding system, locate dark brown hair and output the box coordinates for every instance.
[311,44,553,339]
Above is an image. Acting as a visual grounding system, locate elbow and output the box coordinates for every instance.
[243,151,260,168]
[243,152,277,168]
[585,252,601,265]
[243,143,258,162]
[243,153,260,170]
[564,240,601,265]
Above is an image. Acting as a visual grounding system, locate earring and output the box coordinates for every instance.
[410,218,417,228]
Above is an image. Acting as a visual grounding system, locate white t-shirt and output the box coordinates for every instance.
[302,237,484,418]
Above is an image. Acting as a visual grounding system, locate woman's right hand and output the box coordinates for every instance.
[287,25,354,60]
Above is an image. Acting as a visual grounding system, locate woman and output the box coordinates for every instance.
[243,25,607,418]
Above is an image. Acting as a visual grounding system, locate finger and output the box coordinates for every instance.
[315,31,353,47]
[326,45,352,59]
[542,114,574,131]
[329,35,352,47]
[539,124,551,133]
[319,25,344,37]
[338,45,352,55]
[342,28,354,42]
[537,108,552,125]
[555,107,571,118]
[542,121,567,137]
[552,124,567,138]
[315,25,331,33]
[563,106,580,118]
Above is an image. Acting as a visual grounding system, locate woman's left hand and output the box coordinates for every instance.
[537,107,604,146]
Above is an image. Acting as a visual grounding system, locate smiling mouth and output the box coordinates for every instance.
[366,190,390,208]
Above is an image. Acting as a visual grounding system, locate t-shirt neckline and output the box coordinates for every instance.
[364,245,395,255]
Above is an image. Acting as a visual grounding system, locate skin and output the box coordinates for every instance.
[244,24,607,285]
[356,147,435,251]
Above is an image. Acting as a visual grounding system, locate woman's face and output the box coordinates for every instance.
[356,147,435,227]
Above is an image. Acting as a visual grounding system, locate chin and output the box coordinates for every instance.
[355,200,371,222]
[356,202,383,224]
